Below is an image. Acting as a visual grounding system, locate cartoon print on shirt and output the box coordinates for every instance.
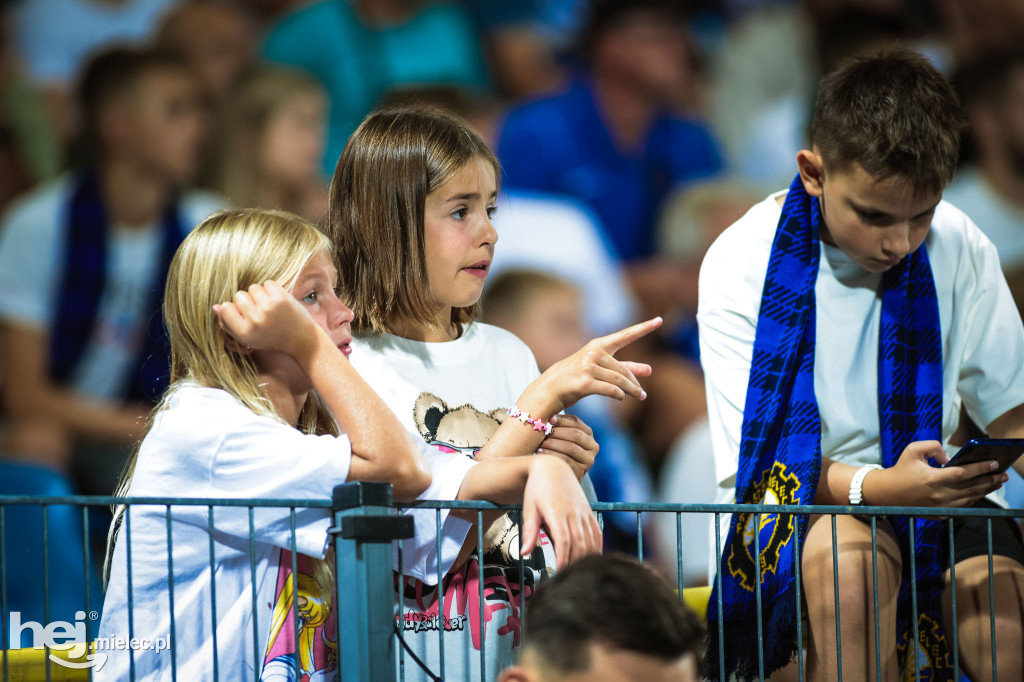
[411,391,550,566]
[261,551,337,682]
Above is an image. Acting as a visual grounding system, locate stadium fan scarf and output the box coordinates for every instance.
[49,168,183,403]
[706,175,952,681]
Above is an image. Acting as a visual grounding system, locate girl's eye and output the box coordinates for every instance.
[451,208,467,220]
[301,291,318,304]
[486,206,497,219]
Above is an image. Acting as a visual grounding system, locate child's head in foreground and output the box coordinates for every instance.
[797,46,964,273]
[497,554,703,682]
[328,105,500,337]
[164,207,339,434]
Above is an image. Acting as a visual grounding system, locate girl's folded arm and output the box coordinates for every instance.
[454,455,602,570]
[295,326,432,501]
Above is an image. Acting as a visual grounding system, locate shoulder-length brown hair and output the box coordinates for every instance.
[328,105,499,335]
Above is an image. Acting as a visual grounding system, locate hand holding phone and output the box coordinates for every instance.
[942,438,1024,474]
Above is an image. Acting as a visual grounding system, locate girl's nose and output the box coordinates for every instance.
[331,295,355,327]
[479,215,498,247]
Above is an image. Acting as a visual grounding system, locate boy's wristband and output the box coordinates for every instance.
[506,406,553,436]
[849,464,882,505]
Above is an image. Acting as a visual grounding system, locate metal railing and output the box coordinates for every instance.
[2,485,1021,681]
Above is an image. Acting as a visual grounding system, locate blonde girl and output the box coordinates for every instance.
[331,106,660,679]
[99,208,433,680]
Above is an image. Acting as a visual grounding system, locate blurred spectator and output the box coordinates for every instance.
[202,66,329,223]
[946,45,1024,274]
[263,0,490,175]
[0,47,222,492]
[157,0,257,102]
[0,6,62,212]
[488,190,636,336]
[497,554,704,682]
[482,270,654,554]
[656,179,761,359]
[461,0,569,98]
[497,0,722,265]
[9,0,179,140]
[709,0,920,189]
[936,0,1024,64]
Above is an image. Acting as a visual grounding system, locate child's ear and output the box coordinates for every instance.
[796,148,825,197]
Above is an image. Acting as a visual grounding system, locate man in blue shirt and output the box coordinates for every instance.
[496,0,722,264]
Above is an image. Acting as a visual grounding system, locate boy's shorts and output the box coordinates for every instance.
[951,500,1024,566]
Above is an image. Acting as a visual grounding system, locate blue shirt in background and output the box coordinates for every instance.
[264,0,490,176]
[497,76,723,262]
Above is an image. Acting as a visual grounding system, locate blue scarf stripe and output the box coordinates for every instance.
[50,168,182,403]
[707,176,950,681]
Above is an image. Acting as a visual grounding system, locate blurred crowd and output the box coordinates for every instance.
[1,0,1024,589]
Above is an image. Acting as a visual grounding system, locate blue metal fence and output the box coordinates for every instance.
[1,485,1021,681]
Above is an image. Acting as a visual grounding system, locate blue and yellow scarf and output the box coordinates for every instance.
[706,176,951,681]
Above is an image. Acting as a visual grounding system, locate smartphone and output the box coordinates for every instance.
[943,438,1024,473]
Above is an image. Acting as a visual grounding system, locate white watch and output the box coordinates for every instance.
[849,464,882,505]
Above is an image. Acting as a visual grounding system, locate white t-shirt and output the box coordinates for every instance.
[0,176,224,400]
[698,191,1024,507]
[489,190,637,335]
[350,322,556,681]
[944,168,1024,273]
[97,383,473,681]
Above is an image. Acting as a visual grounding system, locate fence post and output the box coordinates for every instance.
[331,482,413,682]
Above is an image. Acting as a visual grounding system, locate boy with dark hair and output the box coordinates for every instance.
[497,554,703,682]
[699,47,1024,681]
[0,46,221,490]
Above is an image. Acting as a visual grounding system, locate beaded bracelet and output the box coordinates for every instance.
[506,406,553,435]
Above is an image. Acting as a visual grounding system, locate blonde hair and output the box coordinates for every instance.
[203,66,324,213]
[328,105,499,335]
[106,208,336,582]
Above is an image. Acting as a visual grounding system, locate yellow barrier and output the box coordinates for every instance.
[2,643,96,682]
[681,585,712,623]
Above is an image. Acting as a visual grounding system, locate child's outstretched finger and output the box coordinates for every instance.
[545,516,571,570]
[599,354,642,390]
[593,316,663,355]
[590,364,644,400]
[621,361,653,378]
[589,514,603,554]
[520,504,540,559]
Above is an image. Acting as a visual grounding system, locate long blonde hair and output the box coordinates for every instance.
[107,208,337,581]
